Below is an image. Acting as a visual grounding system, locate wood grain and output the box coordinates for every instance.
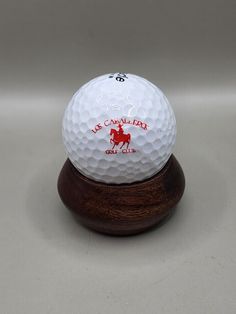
[57,155,185,235]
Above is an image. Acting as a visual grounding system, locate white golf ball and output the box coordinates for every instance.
[62,73,176,184]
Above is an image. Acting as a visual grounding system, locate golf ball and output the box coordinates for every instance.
[62,73,176,184]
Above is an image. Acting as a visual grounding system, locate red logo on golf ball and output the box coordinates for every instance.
[91,118,148,155]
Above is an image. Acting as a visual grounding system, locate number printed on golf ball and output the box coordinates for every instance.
[62,73,176,184]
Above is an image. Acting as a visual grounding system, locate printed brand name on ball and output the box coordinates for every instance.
[92,118,148,134]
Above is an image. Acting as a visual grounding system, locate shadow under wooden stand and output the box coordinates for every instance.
[57,155,185,236]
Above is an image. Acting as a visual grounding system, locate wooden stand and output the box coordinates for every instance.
[57,155,185,236]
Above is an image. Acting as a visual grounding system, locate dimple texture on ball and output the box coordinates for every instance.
[62,73,176,184]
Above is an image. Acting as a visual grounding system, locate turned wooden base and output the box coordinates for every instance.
[57,155,185,236]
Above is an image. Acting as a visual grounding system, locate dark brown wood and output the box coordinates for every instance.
[57,155,185,235]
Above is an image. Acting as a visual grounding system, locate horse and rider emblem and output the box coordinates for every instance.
[91,118,147,154]
[110,124,131,150]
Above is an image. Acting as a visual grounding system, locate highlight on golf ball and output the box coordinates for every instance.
[62,73,176,184]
